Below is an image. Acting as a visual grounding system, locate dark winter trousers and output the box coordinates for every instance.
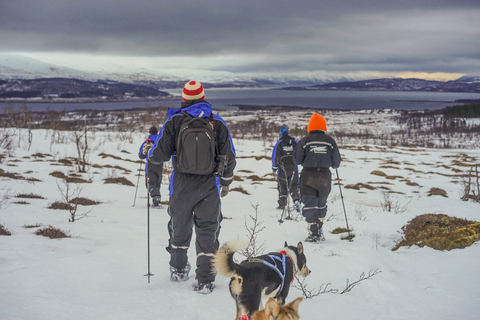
[145,162,163,198]
[277,165,300,207]
[167,172,222,283]
[300,168,332,231]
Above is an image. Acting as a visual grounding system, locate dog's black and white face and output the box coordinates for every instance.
[285,241,311,278]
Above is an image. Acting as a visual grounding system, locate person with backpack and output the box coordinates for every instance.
[138,126,163,208]
[148,80,236,294]
[293,113,341,243]
[271,125,301,212]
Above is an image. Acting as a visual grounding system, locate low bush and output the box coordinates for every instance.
[35,226,70,239]
[393,213,480,251]
[0,224,12,236]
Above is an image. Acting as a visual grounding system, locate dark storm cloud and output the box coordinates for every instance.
[1,0,480,74]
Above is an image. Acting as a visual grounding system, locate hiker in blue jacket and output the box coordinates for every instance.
[272,125,301,212]
[148,80,236,294]
[138,126,163,208]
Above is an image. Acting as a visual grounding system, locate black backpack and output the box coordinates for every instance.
[280,138,295,166]
[174,113,216,175]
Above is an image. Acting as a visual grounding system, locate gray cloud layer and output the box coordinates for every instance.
[1,0,480,75]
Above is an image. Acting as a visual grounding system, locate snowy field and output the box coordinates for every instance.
[1,120,480,319]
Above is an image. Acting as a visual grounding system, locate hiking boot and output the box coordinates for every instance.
[170,262,191,282]
[152,195,161,208]
[294,200,301,213]
[305,234,320,243]
[318,229,326,241]
[193,281,215,294]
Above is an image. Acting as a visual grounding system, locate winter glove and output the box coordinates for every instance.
[142,140,154,156]
[220,185,229,198]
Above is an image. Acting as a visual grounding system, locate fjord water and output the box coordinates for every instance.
[1,89,479,113]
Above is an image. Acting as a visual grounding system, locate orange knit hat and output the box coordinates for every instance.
[308,113,327,132]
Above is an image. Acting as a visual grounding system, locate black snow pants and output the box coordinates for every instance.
[300,168,332,229]
[167,171,222,283]
[145,162,163,198]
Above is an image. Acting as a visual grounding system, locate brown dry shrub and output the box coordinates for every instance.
[48,201,73,210]
[345,183,376,190]
[0,224,12,236]
[393,214,480,251]
[371,170,387,177]
[16,193,45,199]
[70,197,100,206]
[35,226,70,239]
[104,177,134,186]
[427,187,448,197]
[231,186,250,195]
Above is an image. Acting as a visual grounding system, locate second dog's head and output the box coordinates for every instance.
[284,241,311,278]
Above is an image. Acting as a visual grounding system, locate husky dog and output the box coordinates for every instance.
[251,297,303,320]
[213,240,310,320]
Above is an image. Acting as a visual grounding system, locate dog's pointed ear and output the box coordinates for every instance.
[265,298,280,318]
[297,242,304,254]
[287,297,303,312]
[284,241,288,247]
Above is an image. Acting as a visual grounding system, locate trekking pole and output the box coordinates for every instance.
[144,179,154,283]
[132,161,143,207]
[278,165,291,224]
[335,169,353,241]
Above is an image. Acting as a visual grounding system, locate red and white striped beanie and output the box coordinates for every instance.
[182,80,205,101]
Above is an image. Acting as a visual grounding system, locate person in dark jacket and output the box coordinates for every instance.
[293,113,341,242]
[148,80,236,294]
[272,125,301,212]
[138,126,163,208]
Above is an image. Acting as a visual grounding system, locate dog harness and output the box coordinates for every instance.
[247,250,295,293]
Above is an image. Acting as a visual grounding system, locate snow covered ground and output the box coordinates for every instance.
[1,124,479,320]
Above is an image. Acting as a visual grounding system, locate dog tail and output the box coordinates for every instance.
[212,239,248,277]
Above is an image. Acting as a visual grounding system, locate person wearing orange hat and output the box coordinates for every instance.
[293,113,341,242]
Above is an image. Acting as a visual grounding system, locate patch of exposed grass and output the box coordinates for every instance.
[58,158,74,166]
[331,227,350,234]
[331,227,356,240]
[0,224,12,236]
[393,214,480,251]
[48,201,73,210]
[371,170,387,177]
[237,169,255,174]
[247,175,270,182]
[0,168,26,180]
[70,197,100,206]
[24,223,42,229]
[345,183,376,190]
[13,201,30,204]
[16,193,45,199]
[233,176,244,181]
[427,187,448,197]
[103,177,134,186]
[49,171,90,183]
[102,164,131,173]
[35,226,70,239]
[231,186,250,195]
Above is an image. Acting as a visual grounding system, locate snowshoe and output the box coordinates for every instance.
[294,200,301,213]
[170,262,191,282]
[152,196,162,209]
[193,281,215,294]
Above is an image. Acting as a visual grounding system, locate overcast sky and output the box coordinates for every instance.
[1,0,480,80]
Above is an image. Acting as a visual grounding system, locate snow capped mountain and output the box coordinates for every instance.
[0,53,365,87]
[0,53,90,79]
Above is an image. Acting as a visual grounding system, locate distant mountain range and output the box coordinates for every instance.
[1,53,480,101]
[283,77,480,93]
